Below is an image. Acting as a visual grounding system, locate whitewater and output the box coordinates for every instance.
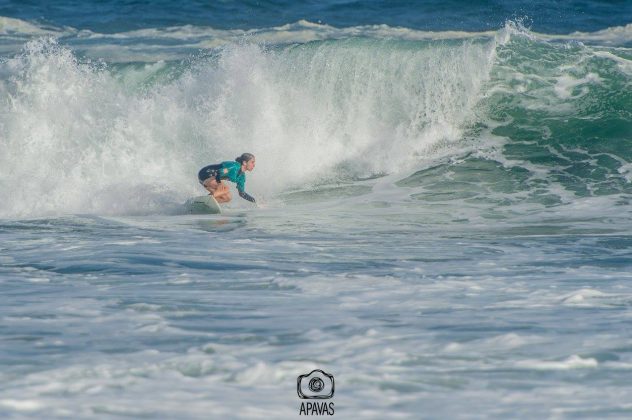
[1,9,632,419]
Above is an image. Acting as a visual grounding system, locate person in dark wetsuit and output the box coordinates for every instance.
[198,153,256,204]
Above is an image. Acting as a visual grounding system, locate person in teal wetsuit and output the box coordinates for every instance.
[198,153,256,204]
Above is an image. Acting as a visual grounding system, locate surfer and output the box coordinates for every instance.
[198,153,256,204]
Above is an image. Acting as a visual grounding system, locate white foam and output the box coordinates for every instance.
[26,277,50,283]
[565,23,632,46]
[0,399,44,411]
[4,17,631,50]
[0,17,628,69]
[0,16,64,36]
[592,50,632,75]
[0,36,496,218]
[560,288,608,304]
[554,73,601,99]
[0,17,495,47]
[490,281,632,309]
[516,355,598,370]
[502,20,632,46]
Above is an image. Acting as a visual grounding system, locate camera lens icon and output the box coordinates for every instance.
[297,369,335,399]
[309,377,325,393]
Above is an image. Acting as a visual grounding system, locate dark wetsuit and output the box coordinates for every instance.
[198,161,255,203]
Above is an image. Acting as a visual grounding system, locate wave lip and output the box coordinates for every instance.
[1,18,631,61]
[0,16,65,36]
[566,23,632,46]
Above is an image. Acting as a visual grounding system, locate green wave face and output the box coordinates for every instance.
[485,36,632,195]
[401,33,632,211]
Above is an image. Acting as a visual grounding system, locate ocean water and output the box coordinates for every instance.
[1,1,632,418]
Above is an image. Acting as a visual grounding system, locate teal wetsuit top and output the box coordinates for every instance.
[198,160,255,203]
[219,161,246,192]
[198,161,255,203]
[221,161,256,203]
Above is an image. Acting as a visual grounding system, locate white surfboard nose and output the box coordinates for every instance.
[185,195,222,214]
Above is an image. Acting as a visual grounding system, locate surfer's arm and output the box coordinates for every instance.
[238,190,256,203]
[235,176,254,203]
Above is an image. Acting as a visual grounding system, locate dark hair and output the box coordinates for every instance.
[236,153,255,164]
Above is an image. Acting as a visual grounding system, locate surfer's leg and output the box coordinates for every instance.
[202,178,218,195]
[213,183,232,203]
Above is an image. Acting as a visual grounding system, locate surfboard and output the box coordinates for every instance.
[185,195,222,214]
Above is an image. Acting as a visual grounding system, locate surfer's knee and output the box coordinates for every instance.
[217,190,231,202]
[216,194,231,204]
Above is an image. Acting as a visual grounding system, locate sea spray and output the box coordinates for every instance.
[0,38,196,216]
[0,36,497,217]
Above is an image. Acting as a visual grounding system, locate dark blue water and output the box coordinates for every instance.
[2,0,630,33]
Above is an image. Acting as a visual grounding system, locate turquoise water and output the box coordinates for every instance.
[1,1,632,418]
